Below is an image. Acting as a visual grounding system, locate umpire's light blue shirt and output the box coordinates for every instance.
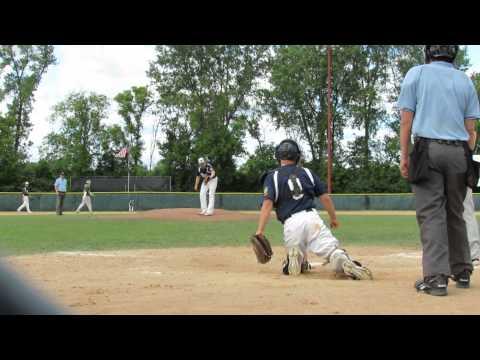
[54,177,67,192]
[397,61,480,141]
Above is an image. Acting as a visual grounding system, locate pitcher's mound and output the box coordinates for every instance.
[135,208,261,222]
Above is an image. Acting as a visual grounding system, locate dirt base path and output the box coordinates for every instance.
[5,245,480,315]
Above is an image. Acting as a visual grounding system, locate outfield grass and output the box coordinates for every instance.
[0,213,422,256]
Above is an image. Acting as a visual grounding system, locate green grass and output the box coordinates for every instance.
[0,213,422,256]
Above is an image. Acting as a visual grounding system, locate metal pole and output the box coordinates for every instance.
[327,46,333,194]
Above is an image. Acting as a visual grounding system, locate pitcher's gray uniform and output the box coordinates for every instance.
[17,182,32,213]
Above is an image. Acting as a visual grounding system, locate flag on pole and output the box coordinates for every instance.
[115,147,129,158]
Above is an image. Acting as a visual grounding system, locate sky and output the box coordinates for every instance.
[22,45,480,166]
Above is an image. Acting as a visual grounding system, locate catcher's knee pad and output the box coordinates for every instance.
[328,248,348,273]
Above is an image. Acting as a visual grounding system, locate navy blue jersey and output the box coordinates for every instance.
[263,165,327,223]
[197,163,216,180]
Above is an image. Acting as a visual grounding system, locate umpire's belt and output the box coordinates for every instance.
[283,208,314,223]
[415,137,466,146]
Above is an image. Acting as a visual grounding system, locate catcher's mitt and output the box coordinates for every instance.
[250,234,273,264]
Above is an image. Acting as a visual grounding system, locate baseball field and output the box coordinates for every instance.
[1,208,480,315]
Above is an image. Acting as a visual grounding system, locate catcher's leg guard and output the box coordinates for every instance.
[287,247,302,276]
[329,248,373,280]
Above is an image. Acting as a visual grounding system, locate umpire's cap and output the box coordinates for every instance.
[425,45,459,62]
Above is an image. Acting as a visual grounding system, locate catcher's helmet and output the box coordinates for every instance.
[425,45,459,62]
[275,139,301,164]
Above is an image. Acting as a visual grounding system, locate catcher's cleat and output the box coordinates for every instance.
[415,275,448,296]
[287,247,301,276]
[342,257,373,280]
[282,259,289,275]
[282,259,311,275]
[451,269,471,289]
[301,260,312,273]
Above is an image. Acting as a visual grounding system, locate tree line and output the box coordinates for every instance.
[1,45,479,193]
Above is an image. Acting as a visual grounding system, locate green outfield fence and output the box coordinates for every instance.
[0,192,459,212]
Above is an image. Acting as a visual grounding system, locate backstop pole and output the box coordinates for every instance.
[327,45,333,194]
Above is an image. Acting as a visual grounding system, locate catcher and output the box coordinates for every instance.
[250,139,373,280]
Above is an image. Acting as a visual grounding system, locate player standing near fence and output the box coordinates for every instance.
[17,181,32,213]
[194,157,218,216]
[398,45,480,296]
[76,179,94,213]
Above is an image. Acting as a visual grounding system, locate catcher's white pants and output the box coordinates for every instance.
[463,187,480,260]
[17,195,31,213]
[200,177,218,215]
[76,196,93,212]
[284,210,345,270]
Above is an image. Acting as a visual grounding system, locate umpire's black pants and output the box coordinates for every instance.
[56,192,66,215]
[412,141,473,277]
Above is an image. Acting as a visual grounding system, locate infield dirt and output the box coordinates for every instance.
[6,244,480,315]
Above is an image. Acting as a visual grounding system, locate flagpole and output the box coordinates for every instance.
[127,149,130,196]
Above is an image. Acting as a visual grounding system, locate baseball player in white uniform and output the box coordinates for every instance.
[463,187,480,267]
[17,181,32,213]
[76,179,94,213]
[463,154,480,268]
[194,157,218,216]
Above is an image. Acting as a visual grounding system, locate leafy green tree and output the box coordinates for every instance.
[262,45,359,176]
[470,72,480,137]
[0,45,56,190]
[472,72,480,98]
[0,114,19,190]
[114,86,153,175]
[0,45,56,154]
[156,115,195,191]
[235,143,278,192]
[346,46,393,169]
[95,124,128,176]
[40,92,109,176]
[148,45,270,191]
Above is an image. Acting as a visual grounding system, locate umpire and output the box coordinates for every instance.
[54,171,67,216]
[398,45,480,296]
